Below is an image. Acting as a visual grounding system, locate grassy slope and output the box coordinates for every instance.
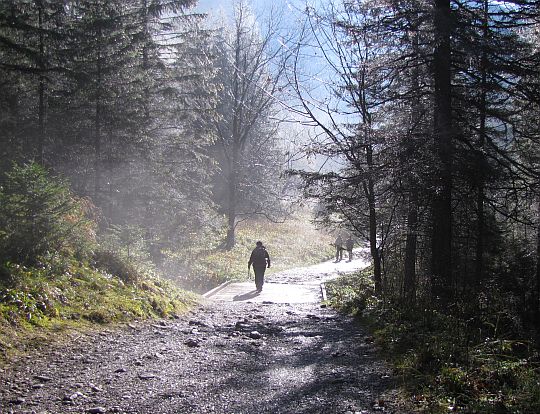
[179,212,336,292]
[0,259,196,365]
[326,271,540,414]
[1,212,334,365]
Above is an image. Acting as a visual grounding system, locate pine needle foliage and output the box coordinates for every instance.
[0,163,95,272]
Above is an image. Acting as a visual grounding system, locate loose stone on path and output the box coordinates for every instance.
[0,252,413,414]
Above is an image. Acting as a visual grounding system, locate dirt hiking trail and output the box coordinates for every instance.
[1,253,412,414]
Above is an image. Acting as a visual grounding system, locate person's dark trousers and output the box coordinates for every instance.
[254,266,266,291]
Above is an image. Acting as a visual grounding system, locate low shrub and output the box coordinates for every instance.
[0,163,96,274]
[165,212,335,292]
[0,258,195,365]
[326,271,540,414]
[93,250,142,284]
[325,269,377,315]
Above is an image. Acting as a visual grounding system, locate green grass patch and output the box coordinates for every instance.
[0,256,196,366]
[168,211,336,292]
[325,271,540,414]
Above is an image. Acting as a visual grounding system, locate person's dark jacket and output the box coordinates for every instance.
[248,246,270,269]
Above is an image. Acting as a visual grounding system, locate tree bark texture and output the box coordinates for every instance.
[94,29,103,199]
[475,0,489,285]
[37,1,45,165]
[365,142,382,295]
[225,164,237,250]
[404,193,418,303]
[431,0,453,305]
[536,198,540,324]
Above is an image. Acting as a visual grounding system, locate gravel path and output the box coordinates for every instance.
[0,258,411,414]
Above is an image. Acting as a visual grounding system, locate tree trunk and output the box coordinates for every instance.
[224,19,243,251]
[536,198,540,327]
[37,1,45,165]
[404,192,418,304]
[225,165,237,250]
[94,30,103,199]
[366,142,382,295]
[475,0,489,285]
[431,0,453,305]
[141,0,151,120]
[403,29,421,305]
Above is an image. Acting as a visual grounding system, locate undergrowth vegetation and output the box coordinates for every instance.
[0,164,195,364]
[166,213,335,292]
[0,163,333,364]
[326,270,540,414]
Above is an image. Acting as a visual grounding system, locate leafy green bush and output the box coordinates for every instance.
[164,213,335,292]
[99,224,149,261]
[326,271,540,414]
[325,269,377,315]
[0,163,95,272]
[93,250,142,284]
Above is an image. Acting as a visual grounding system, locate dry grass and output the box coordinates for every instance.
[172,211,336,292]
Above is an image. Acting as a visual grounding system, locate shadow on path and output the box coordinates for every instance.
[233,290,260,301]
[129,303,400,414]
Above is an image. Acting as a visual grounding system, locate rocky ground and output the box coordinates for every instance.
[1,257,413,414]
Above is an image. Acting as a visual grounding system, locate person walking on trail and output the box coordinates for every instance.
[346,236,354,262]
[248,241,271,292]
[335,235,343,262]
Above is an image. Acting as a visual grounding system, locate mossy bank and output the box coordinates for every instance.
[326,270,540,414]
[0,256,195,366]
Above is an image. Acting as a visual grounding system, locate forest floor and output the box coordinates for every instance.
[0,254,414,414]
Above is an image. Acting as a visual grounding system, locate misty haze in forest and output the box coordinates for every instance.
[2,0,540,411]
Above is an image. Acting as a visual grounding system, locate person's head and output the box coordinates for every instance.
[256,241,263,247]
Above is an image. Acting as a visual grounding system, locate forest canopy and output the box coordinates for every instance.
[2,0,540,410]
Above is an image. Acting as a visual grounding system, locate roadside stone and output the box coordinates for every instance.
[89,383,103,392]
[87,407,107,414]
[151,323,170,330]
[33,375,52,382]
[184,338,201,347]
[234,321,251,331]
[249,331,262,339]
[189,319,210,328]
[10,396,25,405]
[138,373,157,380]
[63,391,84,402]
